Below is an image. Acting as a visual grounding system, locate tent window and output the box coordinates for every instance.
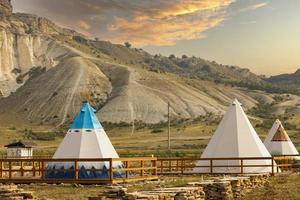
[74,130,80,133]
[85,130,92,132]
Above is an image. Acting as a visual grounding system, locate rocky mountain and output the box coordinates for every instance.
[0,1,298,126]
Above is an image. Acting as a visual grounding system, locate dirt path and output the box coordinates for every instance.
[57,57,85,126]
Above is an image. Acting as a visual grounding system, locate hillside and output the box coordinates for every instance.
[267,69,300,89]
[0,1,299,126]
[88,40,264,83]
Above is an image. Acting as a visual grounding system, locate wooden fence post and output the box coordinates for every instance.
[140,160,144,177]
[125,161,129,179]
[240,159,244,174]
[74,160,78,180]
[20,161,24,177]
[0,161,2,178]
[38,161,41,176]
[109,159,113,182]
[9,161,12,179]
[271,157,274,176]
[153,159,157,176]
[210,159,213,174]
[33,161,36,177]
[41,161,45,180]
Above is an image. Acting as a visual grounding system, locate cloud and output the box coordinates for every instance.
[250,2,269,10]
[238,1,269,13]
[107,0,234,46]
[78,20,91,30]
[13,0,235,46]
[240,20,257,25]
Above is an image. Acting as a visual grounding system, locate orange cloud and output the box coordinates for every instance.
[107,0,234,46]
[78,20,91,31]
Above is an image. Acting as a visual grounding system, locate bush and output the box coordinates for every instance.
[25,130,56,141]
[73,36,87,44]
[151,129,164,134]
[124,42,132,48]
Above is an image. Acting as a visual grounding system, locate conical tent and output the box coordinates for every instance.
[46,101,123,179]
[194,99,274,173]
[264,119,299,155]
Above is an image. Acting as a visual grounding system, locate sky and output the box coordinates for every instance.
[12,0,300,76]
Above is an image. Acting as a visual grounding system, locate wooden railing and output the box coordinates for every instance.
[157,155,300,176]
[0,155,298,184]
[273,154,300,172]
[0,157,158,184]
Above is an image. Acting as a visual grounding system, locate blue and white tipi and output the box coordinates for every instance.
[46,101,123,179]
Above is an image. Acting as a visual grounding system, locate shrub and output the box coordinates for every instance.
[73,36,87,44]
[124,42,132,48]
[25,130,56,141]
[151,129,164,134]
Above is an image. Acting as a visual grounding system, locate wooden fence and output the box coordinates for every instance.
[0,155,298,184]
[157,155,300,175]
[0,157,158,184]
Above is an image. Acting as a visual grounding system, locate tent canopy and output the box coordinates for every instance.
[46,101,123,179]
[194,99,273,173]
[264,119,299,155]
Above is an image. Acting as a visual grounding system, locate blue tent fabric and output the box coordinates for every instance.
[70,101,103,129]
[45,164,124,179]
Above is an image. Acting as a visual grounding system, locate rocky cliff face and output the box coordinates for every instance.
[0,0,12,16]
[0,11,83,96]
[0,5,112,125]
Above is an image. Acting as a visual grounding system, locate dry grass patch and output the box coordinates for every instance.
[244,172,300,200]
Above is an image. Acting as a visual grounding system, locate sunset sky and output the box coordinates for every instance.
[12,0,300,76]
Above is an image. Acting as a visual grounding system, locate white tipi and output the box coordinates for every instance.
[46,101,123,179]
[194,99,274,173]
[264,119,299,156]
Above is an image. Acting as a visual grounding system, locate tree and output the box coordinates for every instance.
[95,37,99,41]
[169,54,176,59]
[124,42,132,48]
[182,54,188,59]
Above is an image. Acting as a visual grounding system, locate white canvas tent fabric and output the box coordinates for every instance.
[46,101,122,179]
[264,119,299,156]
[194,99,274,173]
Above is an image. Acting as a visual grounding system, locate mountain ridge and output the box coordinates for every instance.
[267,69,300,89]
